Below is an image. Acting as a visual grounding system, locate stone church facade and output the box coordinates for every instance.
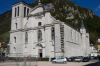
[8,1,90,58]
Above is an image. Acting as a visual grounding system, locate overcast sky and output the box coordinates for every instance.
[0,0,100,16]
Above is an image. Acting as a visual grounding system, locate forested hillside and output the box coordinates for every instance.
[0,0,100,44]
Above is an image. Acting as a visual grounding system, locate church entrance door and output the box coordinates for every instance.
[38,49,42,58]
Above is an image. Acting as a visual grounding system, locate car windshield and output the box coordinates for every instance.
[57,58,61,60]
[57,58,64,60]
[84,57,88,59]
[77,57,81,59]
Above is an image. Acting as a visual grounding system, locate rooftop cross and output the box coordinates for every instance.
[38,0,41,5]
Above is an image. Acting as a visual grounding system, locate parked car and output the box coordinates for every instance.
[68,57,76,62]
[50,57,56,62]
[52,57,67,64]
[78,56,83,59]
[74,57,83,62]
[82,57,90,62]
[65,57,69,62]
[90,56,95,59]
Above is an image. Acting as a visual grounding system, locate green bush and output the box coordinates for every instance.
[40,58,49,61]
[19,57,24,62]
[7,57,49,61]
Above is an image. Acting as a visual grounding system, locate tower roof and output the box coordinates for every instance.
[12,0,31,8]
[81,16,85,29]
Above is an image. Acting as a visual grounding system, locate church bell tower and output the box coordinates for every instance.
[80,16,86,33]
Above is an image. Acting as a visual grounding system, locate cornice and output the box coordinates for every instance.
[28,10,51,17]
[10,24,57,33]
[31,4,44,12]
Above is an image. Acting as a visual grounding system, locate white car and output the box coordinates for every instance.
[74,57,83,62]
[52,57,67,63]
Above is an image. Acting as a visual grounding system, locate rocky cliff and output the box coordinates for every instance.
[0,0,100,44]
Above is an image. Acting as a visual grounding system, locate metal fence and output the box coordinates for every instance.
[0,55,40,66]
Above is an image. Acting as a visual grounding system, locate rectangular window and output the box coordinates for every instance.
[51,27,55,40]
[7,45,10,54]
[24,7,26,17]
[25,32,28,43]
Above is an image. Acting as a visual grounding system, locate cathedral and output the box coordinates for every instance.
[8,0,90,58]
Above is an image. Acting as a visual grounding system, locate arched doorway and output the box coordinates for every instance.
[38,49,42,58]
[36,44,43,58]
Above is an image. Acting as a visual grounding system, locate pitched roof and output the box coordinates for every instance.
[12,1,31,8]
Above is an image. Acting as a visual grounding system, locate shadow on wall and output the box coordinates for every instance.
[84,61,99,66]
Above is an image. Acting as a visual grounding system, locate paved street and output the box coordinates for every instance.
[0,60,99,66]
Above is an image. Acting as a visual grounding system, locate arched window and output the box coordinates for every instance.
[38,30,42,41]
[38,22,42,26]
[24,7,26,17]
[15,8,16,17]
[51,27,55,40]
[27,8,29,16]
[15,23,17,29]
[18,6,19,16]
[14,47,16,53]
[14,37,16,43]
[25,32,28,43]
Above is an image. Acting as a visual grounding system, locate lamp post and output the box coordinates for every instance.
[43,25,45,58]
[24,52,27,66]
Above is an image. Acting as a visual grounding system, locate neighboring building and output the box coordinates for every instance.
[97,37,100,52]
[94,37,100,52]
[97,44,100,52]
[8,1,90,58]
[0,42,7,56]
[89,44,100,57]
[95,43,100,52]
[90,44,97,53]
[97,37,100,43]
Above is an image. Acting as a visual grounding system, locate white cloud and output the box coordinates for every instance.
[95,8,98,11]
[95,5,100,11]
[98,5,100,8]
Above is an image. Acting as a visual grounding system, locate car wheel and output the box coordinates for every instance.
[53,61,56,63]
[63,61,67,64]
